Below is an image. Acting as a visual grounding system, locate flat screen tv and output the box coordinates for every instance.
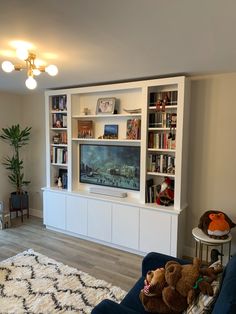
[80,144,140,191]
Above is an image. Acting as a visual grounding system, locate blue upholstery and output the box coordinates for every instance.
[92,252,236,314]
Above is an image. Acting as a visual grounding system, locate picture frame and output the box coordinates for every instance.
[104,124,118,139]
[96,97,116,114]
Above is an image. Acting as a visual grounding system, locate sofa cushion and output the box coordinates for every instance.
[121,277,148,313]
[212,254,236,314]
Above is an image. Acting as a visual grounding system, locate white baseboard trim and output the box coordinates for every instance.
[29,208,43,218]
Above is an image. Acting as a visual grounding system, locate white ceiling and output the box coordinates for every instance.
[0,0,236,94]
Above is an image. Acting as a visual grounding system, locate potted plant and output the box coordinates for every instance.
[0,124,31,215]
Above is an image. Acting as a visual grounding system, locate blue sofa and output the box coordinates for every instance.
[92,252,236,314]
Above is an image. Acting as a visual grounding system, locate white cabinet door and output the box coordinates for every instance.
[139,209,171,255]
[112,204,139,250]
[43,191,66,229]
[66,195,88,235]
[87,199,112,242]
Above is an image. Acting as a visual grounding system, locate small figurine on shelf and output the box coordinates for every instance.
[156,177,174,206]
[58,177,63,189]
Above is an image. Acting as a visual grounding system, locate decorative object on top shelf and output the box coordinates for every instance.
[96,97,116,114]
[123,108,141,114]
[198,210,236,239]
[156,177,174,206]
[1,47,58,90]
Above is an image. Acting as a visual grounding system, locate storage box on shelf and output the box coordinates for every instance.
[43,77,190,257]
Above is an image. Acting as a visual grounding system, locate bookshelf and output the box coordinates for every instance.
[43,76,190,257]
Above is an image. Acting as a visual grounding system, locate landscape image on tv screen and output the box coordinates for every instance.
[80,144,140,191]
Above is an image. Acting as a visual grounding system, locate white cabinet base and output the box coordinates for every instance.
[43,189,183,257]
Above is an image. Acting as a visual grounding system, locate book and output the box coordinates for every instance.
[77,120,93,138]
[126,118,141,140]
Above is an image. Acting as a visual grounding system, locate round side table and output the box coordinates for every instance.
[192,227,232,264]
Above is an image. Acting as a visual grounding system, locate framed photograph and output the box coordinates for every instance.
[104,124,118,139]
[96,97,116,114]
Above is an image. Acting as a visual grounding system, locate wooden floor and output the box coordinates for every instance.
[0,216,143,291]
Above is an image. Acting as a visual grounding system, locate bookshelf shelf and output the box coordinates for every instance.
[51,163,68,167]
[71,138,141,144]
[51,144,68,147]
[72,113,142,119]
[149,105,177,110]
[147,171,175,178]
[148,148,175,153]
[51,127,67,131]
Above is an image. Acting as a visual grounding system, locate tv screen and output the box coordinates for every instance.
[80,144,140,191]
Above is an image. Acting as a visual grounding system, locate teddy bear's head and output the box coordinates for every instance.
[140,268,171,313]
[143,268,166,297]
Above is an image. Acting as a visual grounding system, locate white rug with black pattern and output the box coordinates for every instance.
[0,249,126,313]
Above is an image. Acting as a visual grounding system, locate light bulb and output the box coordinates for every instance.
[33,68,41,76]
[25,76,37,90]
[2,61,14,73]
[16,47,28,60]
[45,64,58,76]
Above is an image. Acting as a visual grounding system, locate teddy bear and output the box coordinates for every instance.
[162,257,223,313]
[161,258,201,313]
[198,210,236,239]
[139,267,173,313]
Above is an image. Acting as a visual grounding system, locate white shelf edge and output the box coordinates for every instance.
[149,105,177,110]
[51,163,68,167]
[51,144,68,147]
[147,172,175,178]
[148,148,176,153]
[148,127,171,131]
[51,128,68,131]
[72,113,142,118]
[71,138,141,144]
[51,110,67,113]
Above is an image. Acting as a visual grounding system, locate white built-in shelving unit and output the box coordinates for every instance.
[43,76,190,257]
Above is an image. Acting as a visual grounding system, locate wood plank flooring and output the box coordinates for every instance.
[0,216,143,291]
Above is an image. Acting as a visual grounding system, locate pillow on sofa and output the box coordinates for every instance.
[184,261,223,314]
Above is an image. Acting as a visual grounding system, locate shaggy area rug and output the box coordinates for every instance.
[0,249,126,313]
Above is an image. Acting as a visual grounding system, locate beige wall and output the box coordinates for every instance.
[1,73,236,256]
[0,93,23,207]
[186,73,236,256]
[21,92,45,217]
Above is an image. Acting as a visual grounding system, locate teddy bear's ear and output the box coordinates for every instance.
[165,260,180,269]
[165,263,182,287]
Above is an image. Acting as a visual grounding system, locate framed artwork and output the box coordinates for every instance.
[104,124,118,139]
[96,97,116,114]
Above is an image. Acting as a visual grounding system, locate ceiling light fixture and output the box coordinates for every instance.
[1,48,58,90]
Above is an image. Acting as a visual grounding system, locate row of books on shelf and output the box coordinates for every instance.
[51,147,68,164]
[149,90,178,106]
[52,131,67,144]
[148,131,176,149]
[147,153,175,174]
[52,113,67,128]
[149,112,177,128]
[51,95,67,111]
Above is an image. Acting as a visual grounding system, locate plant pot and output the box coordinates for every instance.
[10,192,29,210]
